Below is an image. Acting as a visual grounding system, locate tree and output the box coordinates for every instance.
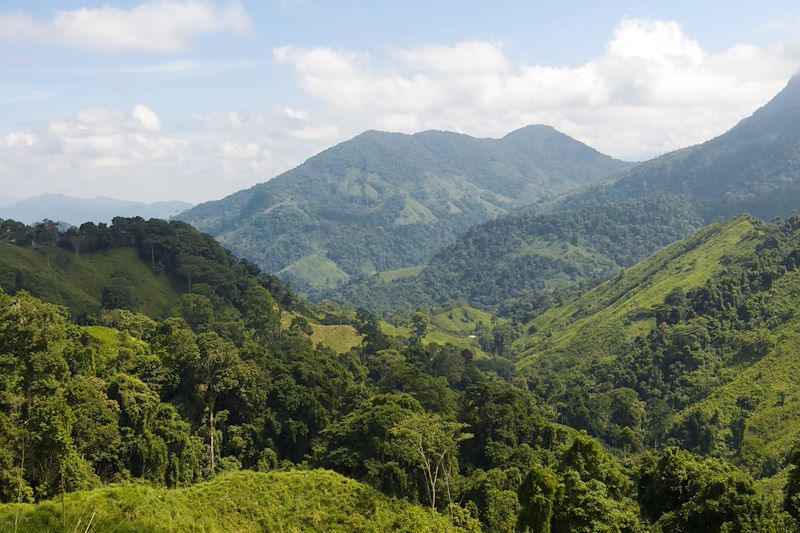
[640,448,785,532]
[355,307,389,354]
[410,312,429,345]
[181,294,214,332]
[390,411,471,508]
[786,446,800,520]
[241,284,280,341]
[193,332,240,473]
[517,464,560,533]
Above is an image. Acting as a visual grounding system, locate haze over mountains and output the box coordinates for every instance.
[178,125,632,295]
[0,194,192,226]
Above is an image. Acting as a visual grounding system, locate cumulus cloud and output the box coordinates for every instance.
[0,105,340,203]
[275,18,800,160]
[0,1,250,52]
[3,17,800,203]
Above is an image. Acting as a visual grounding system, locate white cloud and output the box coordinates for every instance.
[131,105,161,132]
[0,1,250,52]
[0,105,341,203]
[274,18,800,160]
[2,17,800,204]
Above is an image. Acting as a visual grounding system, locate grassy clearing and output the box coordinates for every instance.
[375,265,423,283]
[0,470,469,533]
[279,252,350,292]
[310,323,363,353]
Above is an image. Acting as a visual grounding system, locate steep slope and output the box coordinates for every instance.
[332,196,704,314]
[513,214,800,480]
[0,470,470,532]
[0,217,294,322]
[0,194,191,225]
[556,75,800,220]
[515,215,761,369]
[179,126,632,295]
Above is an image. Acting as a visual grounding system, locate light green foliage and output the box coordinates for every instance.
[0,470,477,532]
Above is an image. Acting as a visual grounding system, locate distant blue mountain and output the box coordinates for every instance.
[0,194,192,225]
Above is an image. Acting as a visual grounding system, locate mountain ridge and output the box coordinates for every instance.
[179,125,633,295]
[0,194,192,225]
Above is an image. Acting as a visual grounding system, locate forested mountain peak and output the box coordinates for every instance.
[556,75,800,221]
[179,125,632,296]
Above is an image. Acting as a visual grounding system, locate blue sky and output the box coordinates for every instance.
[1,1,799,203]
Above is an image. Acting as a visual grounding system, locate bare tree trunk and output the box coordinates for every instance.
[209,409,215,472]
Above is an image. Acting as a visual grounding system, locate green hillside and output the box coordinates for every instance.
[0,470,471,533]
[516,215,760,369]
[556,75,800,221]
[511,214,800,487]
[179,125,632,296]
[0,241,183,318]
[333,196,704,314]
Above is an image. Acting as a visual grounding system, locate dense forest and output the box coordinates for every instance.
[1,217,799,532]
[332,196,704,314]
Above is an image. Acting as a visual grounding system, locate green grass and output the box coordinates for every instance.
[310,323,363,353]
[381,304,502,357]
[375,265,423,283]
[0,243,183,318]
[0,469,472,532]
[516,216,761,369]
[279,252,350,292]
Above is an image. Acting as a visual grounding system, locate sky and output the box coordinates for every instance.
[1,1,800,204]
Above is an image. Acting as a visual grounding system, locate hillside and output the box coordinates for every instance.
[511,214,800,484]
[0,194,191,225]
[556,75,800,220]
[178,125,632,295]
[0,216,795,532]
[0,470,469,532]
[332,196,704,313]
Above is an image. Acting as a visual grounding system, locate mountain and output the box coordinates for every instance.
[555,74,800,220]
[510,213,800,482]
[330,75,800,315]
[0,194,192,225]
[178,125,633,295]
[331,196,704,314]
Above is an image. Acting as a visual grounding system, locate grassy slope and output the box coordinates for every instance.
[0,242,183,318]
[516,216,760,370]
[382,304,503,357]
[0,470,470,533]
[310,323,363,354]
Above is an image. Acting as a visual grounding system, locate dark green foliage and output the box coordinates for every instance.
[639,448,788,532]
[179,126,632,296]
[517,434,642,533]
[334,196,703,313]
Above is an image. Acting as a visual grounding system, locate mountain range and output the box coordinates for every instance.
[178,125,633,295]
[0,194,192,226]
[332,74,800,312]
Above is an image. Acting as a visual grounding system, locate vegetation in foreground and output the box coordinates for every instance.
[1,217,800,532]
